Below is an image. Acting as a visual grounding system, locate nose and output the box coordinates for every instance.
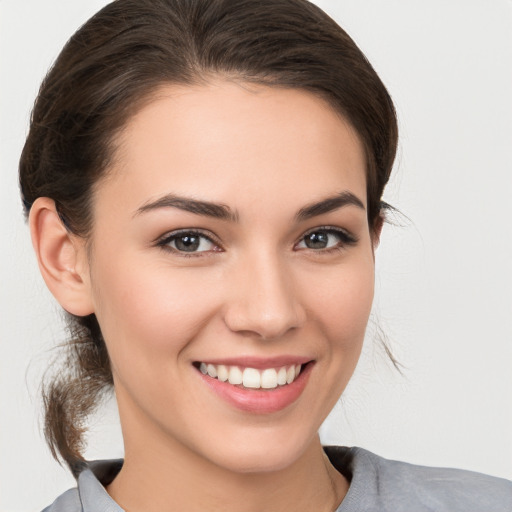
[223,251,306,340]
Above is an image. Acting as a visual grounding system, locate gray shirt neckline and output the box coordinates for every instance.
[46,446,511,512]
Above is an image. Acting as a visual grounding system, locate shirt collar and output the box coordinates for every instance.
[78,460,124,512]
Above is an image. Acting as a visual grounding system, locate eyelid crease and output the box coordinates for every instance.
[154,228,224,252]
[293,226,358,255]
[297,225,358,244]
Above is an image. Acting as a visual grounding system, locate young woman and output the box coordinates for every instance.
[17,0,511,510]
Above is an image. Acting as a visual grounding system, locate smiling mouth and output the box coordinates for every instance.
[194,362,308,390]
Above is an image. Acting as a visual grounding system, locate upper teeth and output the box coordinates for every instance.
[199,363,302,389]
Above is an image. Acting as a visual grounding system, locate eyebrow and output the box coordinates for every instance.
[135,194,239,222]
[134,190,364,222]
[295,191,365,221]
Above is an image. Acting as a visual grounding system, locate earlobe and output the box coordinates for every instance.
[29,197,94,316]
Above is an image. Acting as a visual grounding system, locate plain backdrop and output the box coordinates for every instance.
[1,1,511,510]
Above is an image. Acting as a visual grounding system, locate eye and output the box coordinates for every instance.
[157,230,220,254]
[295,227,357,251]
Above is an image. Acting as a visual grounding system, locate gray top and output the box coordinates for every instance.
[42,446,512,512]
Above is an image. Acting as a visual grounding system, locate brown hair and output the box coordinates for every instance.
[19,0,398,475]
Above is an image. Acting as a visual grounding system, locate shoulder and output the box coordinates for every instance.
[325,446,512,512]
[40,487,81,512]
[366,448,512,511]
[40,459,123,512]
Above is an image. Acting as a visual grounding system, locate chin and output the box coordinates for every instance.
[198,427,318,475]
[211,450,300,475]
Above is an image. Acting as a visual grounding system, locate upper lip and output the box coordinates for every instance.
[194,355,313,369]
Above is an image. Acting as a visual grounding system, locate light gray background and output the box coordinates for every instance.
[1,1,511,510]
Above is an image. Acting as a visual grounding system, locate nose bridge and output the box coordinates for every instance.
[224,247,305,339]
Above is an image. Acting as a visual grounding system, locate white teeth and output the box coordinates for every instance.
[217,364,229,382]
[206,364,217,378]
[228,366,243,385]
[199,362,304,389]
[243,368,261,389]
[277,366,287,385]
[261,368,278,389]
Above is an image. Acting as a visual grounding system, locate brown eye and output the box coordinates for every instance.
[296,228,357,251]
[174,234,201,252]
[304,232,330,249]
[158,231,218,253]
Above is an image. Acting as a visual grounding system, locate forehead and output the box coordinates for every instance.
[98,81,367,216]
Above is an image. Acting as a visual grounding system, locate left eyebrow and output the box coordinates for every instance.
[295,191,365,222]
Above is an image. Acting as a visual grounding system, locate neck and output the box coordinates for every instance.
[107,432,348,512]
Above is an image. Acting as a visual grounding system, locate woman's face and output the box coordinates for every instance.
[84,81,375,473]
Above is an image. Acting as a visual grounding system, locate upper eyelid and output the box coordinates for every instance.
[155,228,220,245]
[296,225,357,243]
[155,230,223,258]
[301,225,347,235]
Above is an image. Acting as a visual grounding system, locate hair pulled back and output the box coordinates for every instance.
[19,0,398,475]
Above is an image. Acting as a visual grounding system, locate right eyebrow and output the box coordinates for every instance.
[134,194,239,222]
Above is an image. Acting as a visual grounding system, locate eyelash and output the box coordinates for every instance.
[155,226,357,257]
[295,226,358,254]
[155,229,222,258]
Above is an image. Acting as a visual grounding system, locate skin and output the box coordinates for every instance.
[31,81,379,512]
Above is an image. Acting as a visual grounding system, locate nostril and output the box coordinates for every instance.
[224,309,306,340]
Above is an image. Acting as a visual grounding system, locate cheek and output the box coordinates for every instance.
[305,258,375,351]
[90,257,222,373]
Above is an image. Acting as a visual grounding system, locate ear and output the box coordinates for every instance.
[29,197,94,316]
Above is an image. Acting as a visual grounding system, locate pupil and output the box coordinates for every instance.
[176,235,200,252]
[305,232,328,249]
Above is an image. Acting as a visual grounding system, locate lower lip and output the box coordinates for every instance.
[197,363,313,414]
